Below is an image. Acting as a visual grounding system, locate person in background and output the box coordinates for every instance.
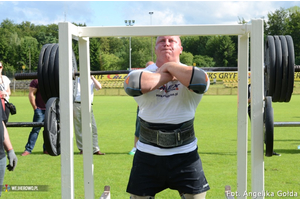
[124,36,210,198]
[129,61,155,155]
[21,79,47,156]
[0,97,17,197]
[73,76,105,155]
[0,61,11,124]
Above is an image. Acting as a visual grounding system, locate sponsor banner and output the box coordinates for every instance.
[294,72,300,81]
[207,72,239,81]
[94,72,300,81]
[94,74,128,81]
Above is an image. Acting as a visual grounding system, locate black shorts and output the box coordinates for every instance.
[126,148,210,197]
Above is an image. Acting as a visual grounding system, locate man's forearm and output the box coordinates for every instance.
[3,122,13,151]
[29,95,36,109]
[140,72,173,94]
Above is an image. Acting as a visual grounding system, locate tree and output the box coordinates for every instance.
[265,7,288,35]
[181,36,210,56]
[90,38,101,71]
[99,53,121,71]
[193,55,215,67]
[131,37,153,68]
[17,21,36,37]
[180,51,193,66]
[205,35,236,67]
[286,10,300,64]
[19,36,39,71]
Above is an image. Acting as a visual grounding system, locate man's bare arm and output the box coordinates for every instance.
[28,87,37,110]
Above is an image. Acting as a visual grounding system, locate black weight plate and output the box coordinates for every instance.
[43,97,60,156]
[54,46,59,98]
[285,35,295,102]
[264,96,274,157]
[53,47,77,100]
[42,43,55,103]
[38,44,51,105]
[48,44,59,98]
[279,36,288,102]
[264,36,276,96]
[272,36,282,102]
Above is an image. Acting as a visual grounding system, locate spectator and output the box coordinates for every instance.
[0,97,17,197]
[124,36,210,198]
[0,61,11,124]
[21,79,47,156]
[73,76,105,155]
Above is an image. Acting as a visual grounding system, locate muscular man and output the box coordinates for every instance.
[124,36,210,199]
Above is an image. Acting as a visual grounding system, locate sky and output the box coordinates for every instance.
[0,1,300,27]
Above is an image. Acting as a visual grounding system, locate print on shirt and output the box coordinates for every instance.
[156,83,180,98]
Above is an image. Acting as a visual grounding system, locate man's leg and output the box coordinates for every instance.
[73,103,83,152]
[23,109,43,154]
[91,108,101,153]
[130,194,154,199]
[180,192,206,199]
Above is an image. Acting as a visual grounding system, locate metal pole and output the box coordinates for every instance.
[130,36,131,70]
[250,19,264,199]
[125,20,135,70]
[149,12,154,61]
[29,47,31,73]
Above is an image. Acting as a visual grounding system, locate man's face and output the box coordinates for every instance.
[155,36,183,62]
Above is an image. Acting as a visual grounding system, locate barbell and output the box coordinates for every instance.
[11,35,297,156]
[15,35,297,104]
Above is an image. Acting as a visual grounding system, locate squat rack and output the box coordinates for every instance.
[58,20,264,199]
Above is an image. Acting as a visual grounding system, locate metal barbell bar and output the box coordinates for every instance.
[6,122,44,127]
[13,65,300,80]
[273,122,300,127]
[14,67,251,81]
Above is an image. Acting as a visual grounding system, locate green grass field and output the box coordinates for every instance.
[1,94,300,199]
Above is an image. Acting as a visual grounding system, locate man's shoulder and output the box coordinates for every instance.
[29,79,38,87]
[145,63,157,72]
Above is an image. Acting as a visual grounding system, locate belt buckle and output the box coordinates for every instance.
[156,129,182,147]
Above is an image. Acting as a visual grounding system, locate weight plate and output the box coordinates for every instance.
[272,36,282,102]
[285,35,295,102]
[53,46,77,101]
[264,36,276,96]
[279,36,288,102]
[264,96,274,157]
[42,44,55,103]
[38,44,51,105]
[54,46,59,98]
[48,44,59,98]
[43,97,60,156]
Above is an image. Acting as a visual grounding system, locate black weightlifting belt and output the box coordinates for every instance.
[139,117,195,148]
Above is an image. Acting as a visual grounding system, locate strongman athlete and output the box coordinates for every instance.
[124,36,210,199]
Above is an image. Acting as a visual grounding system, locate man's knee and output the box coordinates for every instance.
[130,194,154,199]
[181,192,206,199]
